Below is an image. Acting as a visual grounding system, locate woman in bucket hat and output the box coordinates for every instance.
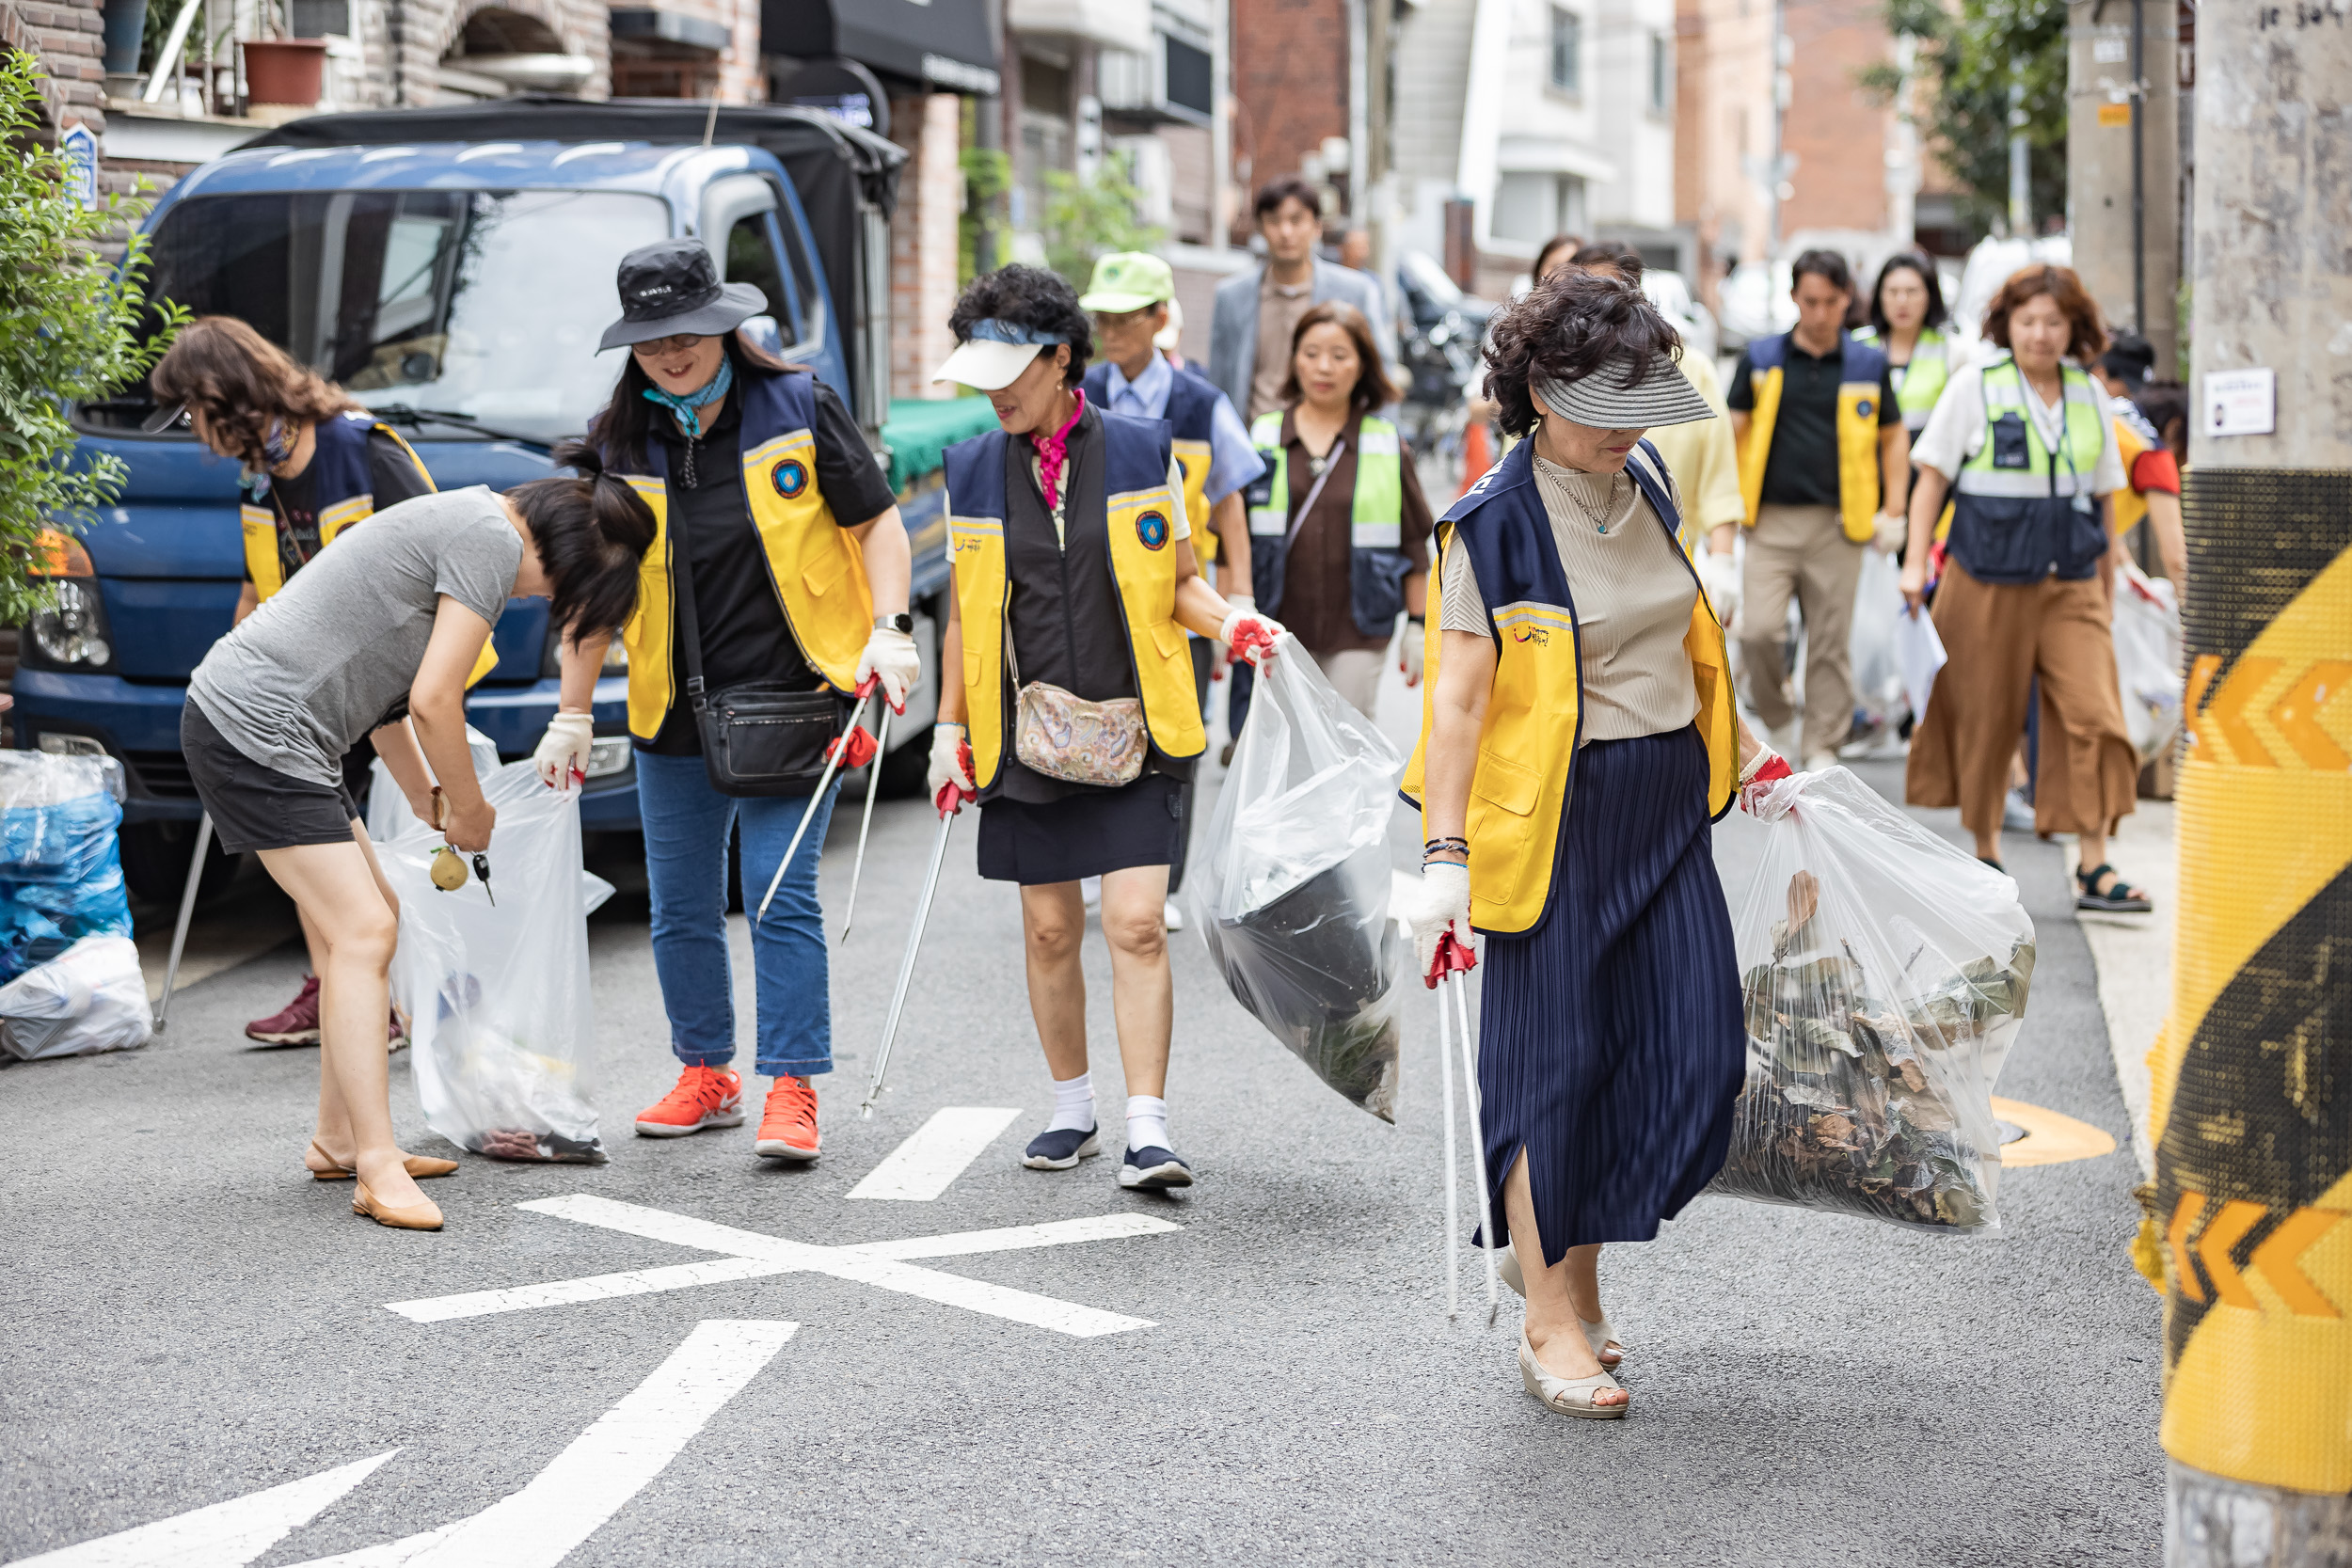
[1400,268,1788,1418]
[535,238,918,1165]
[927,265,1285,1193]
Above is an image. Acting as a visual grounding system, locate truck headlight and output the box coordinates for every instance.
[37,734,107,757]
[585,736,632,778]
[27,529,111,670]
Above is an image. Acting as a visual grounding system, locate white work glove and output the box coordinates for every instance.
[927,722,975,800]
[855,626,921,714]
[532,711,595,791]
[1406,861,1471,980]
[1223,593,1257,618]
[1401,616,1427,686]
[1872,511,1908,555]
[1739,750,1798,817]
[1698,549,1741,626]
[1219,606,1287,667]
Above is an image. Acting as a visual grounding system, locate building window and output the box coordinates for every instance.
[1492,170,1589,245]
[1549,8,1582,95]
[1649,33,1672,112]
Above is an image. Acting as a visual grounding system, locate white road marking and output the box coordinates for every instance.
[385,1196,1180,1337]
[847,1106,1021,1200]
[6,1450,398,1568]
[282,1320,796,1568]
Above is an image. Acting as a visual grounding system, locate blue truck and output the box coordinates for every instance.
[31,99,982,904]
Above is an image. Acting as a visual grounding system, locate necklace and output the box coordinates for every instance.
[1555,468,1622,534]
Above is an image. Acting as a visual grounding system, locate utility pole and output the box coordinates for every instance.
[2156,0,2352,1557]
[2065,0,2180,363]
[2007,68,2031,235]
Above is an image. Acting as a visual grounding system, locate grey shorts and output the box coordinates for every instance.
[181,702,360,855]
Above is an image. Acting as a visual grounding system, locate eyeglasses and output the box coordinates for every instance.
[629,333,709,357]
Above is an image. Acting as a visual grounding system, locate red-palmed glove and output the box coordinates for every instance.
[1220,607,1287,667]
[1739,752,1794,816]
[825,724,880,770]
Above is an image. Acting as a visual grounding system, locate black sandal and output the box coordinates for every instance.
[2076,863,2153,913]
[1978,856,2007,875]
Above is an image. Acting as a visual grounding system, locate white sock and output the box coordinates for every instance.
[1125,1094,1169,1152]
[1048,1071,1095,1132]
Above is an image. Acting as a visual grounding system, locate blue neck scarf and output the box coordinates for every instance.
[641,355,735,440]
[260,417,297,469]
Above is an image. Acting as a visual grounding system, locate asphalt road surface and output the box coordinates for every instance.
[0,736,2162,1567]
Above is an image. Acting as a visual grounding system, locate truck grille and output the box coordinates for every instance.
[125,749,199,799]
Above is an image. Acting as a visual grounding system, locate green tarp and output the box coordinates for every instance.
[882,396,999,491]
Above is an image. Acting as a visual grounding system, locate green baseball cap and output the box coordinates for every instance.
[1079,251,1175,314]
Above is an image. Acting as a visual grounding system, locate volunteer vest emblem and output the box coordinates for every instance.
[1511,625,1551,646]
[772,458,808,499]
[1136,509,1169,550]
[1856,399,1873,418]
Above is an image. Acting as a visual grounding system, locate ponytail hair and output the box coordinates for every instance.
[505,438,659,645]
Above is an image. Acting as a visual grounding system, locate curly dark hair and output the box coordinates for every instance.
[946,264,1091,388]
[1480,267,1683,439]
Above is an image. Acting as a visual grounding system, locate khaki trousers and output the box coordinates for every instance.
[1738,503,1865,758]
[1905,562,2138,841]
[1311,646,1384,719]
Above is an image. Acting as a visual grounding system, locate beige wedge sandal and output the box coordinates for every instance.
[1518,1334,1629,1419]
[1495,1243,1627,1369]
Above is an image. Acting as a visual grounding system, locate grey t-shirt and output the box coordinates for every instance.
[189,486,523,786]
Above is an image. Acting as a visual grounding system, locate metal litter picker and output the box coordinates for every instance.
[860,777,973,1117]
[151,812,215,1032]
[1429,929,1498,1323]
[754,681,879,924]
[836,703,892,941]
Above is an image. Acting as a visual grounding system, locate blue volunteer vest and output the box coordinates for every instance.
[1081,361,1224,562]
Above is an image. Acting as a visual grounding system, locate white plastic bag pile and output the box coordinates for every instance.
[1710,768,2034,1233]
[0,934,150,1060]
[2111,561,2185,765]
[1847,549,1910,736]
[1194,642,1406,1121]
[379,759,612,1162]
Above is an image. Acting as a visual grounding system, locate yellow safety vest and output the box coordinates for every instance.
[1734,331,1889,544]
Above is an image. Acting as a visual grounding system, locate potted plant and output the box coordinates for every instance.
[239,0,326,108]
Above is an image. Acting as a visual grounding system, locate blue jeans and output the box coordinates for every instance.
[636,750,837,1079]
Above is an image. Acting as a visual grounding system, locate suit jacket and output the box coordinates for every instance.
[1206,256,1397,416]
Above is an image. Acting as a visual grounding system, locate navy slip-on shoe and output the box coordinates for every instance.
[1119,1145,1193,1190]
[1023,1125,1102,1170]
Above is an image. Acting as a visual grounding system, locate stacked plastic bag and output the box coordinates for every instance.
[1709,768,2033,1233]
[1194,644,1407,1121]
[0,752,146,1061]
[378,758,612,1163]
[2111,561,2185,765]
[1847,549,1911,737]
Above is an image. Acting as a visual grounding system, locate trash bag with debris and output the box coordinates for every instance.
[1708,767,2034,1232]
[0,933,151,1060]
[381,760,612,1163]
[0,752,132,984]
[2111,562,2184,765]
[1193,640,1406,1121]
[1847,546,1910,736]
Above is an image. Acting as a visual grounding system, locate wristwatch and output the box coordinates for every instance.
[873,612,914,634]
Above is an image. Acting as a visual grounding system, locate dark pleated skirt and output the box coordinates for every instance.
[976,772,1185,885]
[1477,725,1746,1263]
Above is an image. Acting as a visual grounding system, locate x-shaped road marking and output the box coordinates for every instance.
[388,1196,1181,1338]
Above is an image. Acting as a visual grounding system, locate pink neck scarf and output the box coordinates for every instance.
[1031,388,1086,511]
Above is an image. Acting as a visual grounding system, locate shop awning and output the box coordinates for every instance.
[762,0,1000,97]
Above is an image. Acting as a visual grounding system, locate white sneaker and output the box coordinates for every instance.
[1163,899,1184,932]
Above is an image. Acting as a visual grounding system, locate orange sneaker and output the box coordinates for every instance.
[754,1075,820,1162]
[634,1065,744,1137]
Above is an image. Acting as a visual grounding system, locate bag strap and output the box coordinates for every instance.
[1283,430,1347,556]
[665,444,710,711]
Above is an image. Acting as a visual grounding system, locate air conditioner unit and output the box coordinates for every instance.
[1096,29,1211,125]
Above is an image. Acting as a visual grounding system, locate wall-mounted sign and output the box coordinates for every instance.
[57,121,98,208]
[2204,368,2278,437]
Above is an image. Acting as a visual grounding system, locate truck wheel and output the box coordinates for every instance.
[119,819,241,910]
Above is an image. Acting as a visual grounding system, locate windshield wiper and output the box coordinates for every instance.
[370,404,560,452]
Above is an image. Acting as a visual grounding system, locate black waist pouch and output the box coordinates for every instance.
[691,681,842,797]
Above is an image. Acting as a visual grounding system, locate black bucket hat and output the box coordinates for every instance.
[597,238,767,353]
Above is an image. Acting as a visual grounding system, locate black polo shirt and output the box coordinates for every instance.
[1726,337,1902,509]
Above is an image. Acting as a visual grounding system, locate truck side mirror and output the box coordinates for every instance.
[739,314,786,357]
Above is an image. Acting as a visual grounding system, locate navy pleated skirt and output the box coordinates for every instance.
[1476,724,1746,1264]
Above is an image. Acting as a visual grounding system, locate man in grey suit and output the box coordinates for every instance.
[1208,177,1396,423]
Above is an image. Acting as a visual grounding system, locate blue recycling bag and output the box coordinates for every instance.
[0,753,132,984]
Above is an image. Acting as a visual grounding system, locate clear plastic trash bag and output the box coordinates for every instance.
[380,761,612,1163]
[2111,562,2184,765]
[0,934,151,1060]
[1708,767,2034,1232]
[1847,548,1910,732]
[365,726,502,843]
[0,752,132,984]
[1193,641,1407,1121]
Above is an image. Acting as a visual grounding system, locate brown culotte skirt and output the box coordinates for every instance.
[1905,562,2140,842]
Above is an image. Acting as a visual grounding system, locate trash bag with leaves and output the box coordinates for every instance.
[1708,767,2034,1232]
[1192,640,1406,1121]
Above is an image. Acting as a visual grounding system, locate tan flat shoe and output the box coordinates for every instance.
[309,1141,459,1181]
[352,1178,443,1231]
[1518,1334,1628,1420]
[1495,1244,1625,1368]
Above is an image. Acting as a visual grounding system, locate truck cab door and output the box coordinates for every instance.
[700,173,850,401]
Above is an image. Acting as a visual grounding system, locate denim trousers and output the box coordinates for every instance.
[635,749,836,1080]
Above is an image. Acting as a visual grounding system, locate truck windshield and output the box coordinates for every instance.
[91,188,668,445]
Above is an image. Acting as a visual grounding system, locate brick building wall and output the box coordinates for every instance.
[1229,0,1347,235]
[1779,0,1892,236]
[887,91,961,403]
